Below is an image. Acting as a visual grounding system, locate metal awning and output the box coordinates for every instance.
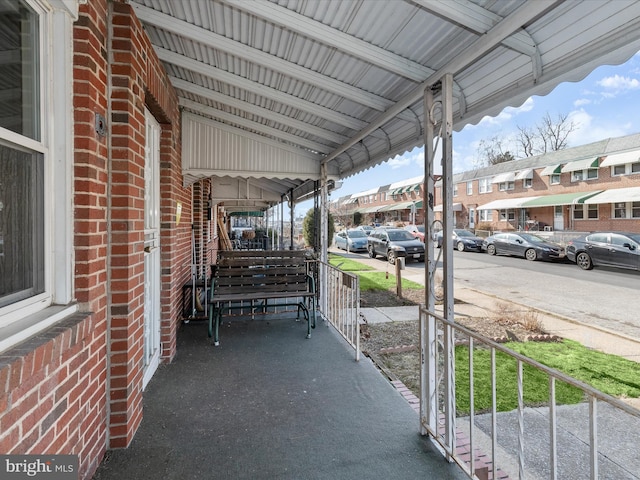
[560,157,600,173]
[600,150,640,167]
[522,191,602,208]
[515,169,534,180]
[378,201,416,212]
[359,205,384,214]
[584,187,640,204]
[130,0,640,211]
[540,164,563,176]
[477,196,540,210]
[491,172,517,183]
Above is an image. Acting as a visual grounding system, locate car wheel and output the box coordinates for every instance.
[368,245,376,259]
[576,252,593,270]
[387,250,396,265]
[525,248,537,261]
[456,241,465,252]
[487,244,496,255]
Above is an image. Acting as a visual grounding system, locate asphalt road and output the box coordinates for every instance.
[331,246,640,342]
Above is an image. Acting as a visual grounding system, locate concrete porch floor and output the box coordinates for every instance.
[92,315,469,480]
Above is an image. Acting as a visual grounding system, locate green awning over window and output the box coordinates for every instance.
[560,157,600,173]
[540,164,563,175]
[521,191,602,208]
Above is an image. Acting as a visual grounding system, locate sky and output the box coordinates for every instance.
[294,50,640,217]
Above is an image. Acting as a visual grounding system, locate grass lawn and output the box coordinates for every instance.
[455,339,640,414]
[328,253,422,291]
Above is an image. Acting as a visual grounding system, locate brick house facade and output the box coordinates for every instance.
[0,2,210,478]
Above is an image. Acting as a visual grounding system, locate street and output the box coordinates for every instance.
[331,246,640,341]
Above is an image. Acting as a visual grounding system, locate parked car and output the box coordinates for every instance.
[367,228,425,264]
[482,232,565,261]
[356,225,374,235]
[566,231,640,271]
[334,228,369,252]
[404,224,425,241]
[435,229,484,251]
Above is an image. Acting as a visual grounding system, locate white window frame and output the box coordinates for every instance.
[478,178,493,194]
[571,168,598,182]
[573,204,598,220]
[0,0,77,352]
[523,177,532,188]
[549,173,561,185]
[612,201,640,219]
[479,210,493,222]
[498,181,515,191]
[611,163,640,176]
[466,181,473,195]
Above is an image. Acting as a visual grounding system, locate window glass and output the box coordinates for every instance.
[613,164,626,176]
[0,143,45,307]
[550,174,561,185]
[573,205,584,220]
[587,204,598,219]
[614,202,626,219]
[632,162,640,173]
[586,168,598,180]
[0,1,40,140]
[587,233,608,243]
[632,202,640,219]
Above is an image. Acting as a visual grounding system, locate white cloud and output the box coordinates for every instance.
[573,98,591,107]
[387,150,423,169]
[596,74,640,93]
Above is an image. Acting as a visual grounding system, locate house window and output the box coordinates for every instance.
[614,201,640,219]
[498,181,514,191]
[612,163,640,175]
[466,181,473,195]
[479,210,492,222]
[614,202,626,218]
[523,177,532,188]
[632,162,640,173]
[453,184,458,197]
[550,174,561,185]
[478,178,492,194]
[571,168,598,182]
[1,1,75,342]
[499,209,515,221]
[573,204,598,220]
[613,164,626,176]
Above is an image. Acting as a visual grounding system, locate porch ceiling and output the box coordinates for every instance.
[131,0,640,210]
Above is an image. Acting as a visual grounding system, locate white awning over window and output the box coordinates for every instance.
[600,150,640,167]
[560,157,599,173]
[491,172,516,183]
[477,196,539,210]
[584,187,640,204]
[540,164,563,176]
[515,169,533,180]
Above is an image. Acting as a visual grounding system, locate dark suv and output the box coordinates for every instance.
[367,228,425,264]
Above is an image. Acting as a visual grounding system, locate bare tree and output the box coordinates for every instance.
[476,135,515,166]
[515,112,576,157]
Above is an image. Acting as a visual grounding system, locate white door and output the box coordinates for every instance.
[143,109,161,390]
[553,205,564,231]
[468,208,475,229]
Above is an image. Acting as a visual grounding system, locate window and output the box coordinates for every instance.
[613,201,640,219]
[1,1,75,345]
[523,177,532,188]
[453,184,458,197]
[571,168,598,182]
[573,204,598,220]
[466,181,473,195]
[612,163,640,175]
[478,178,493,194]
[479,210,492,222]
[498,181,514,191]
[550,174,561,185]
[499,209,515,221]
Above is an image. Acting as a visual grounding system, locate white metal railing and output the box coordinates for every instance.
[317,260,361,361]
[419,305,640,480]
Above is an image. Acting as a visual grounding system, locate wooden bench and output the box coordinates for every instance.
[208,250,317,346]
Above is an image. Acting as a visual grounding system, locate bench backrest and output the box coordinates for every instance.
[214,250,313,296]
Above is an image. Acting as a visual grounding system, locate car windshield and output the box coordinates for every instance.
[388,230,415,241]
[518,233,547,243]
[455,229,475,237]
[348,230,367,238]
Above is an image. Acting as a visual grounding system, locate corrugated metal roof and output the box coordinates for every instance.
[131,0,640,210]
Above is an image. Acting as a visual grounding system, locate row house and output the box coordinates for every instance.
[340,133,640,235]
[442,133,640,233]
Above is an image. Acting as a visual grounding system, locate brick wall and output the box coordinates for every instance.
[1,2,192,479]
